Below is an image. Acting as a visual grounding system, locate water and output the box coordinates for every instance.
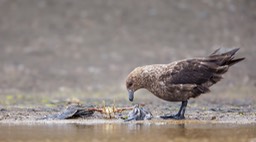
[0,122,256,142]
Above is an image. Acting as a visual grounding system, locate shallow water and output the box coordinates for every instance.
[0,122,256,142]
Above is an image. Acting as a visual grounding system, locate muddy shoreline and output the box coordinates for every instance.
[1,101,255,124]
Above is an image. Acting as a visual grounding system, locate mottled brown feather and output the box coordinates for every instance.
[126,48,245,102]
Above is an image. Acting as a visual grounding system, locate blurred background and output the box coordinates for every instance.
[0,0,255,105]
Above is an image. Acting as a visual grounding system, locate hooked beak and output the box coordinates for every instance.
[128,90,134,102]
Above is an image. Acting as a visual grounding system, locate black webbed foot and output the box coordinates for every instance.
[160,114,185,120]
[160,101,187,120]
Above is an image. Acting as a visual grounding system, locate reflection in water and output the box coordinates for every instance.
[0,123,256,142]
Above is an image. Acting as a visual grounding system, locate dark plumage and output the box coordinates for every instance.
[126,48,245,119]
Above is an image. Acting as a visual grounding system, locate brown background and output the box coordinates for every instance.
[0,0,255,104]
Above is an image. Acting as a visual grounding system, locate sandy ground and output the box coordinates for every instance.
[0,99,255,124]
